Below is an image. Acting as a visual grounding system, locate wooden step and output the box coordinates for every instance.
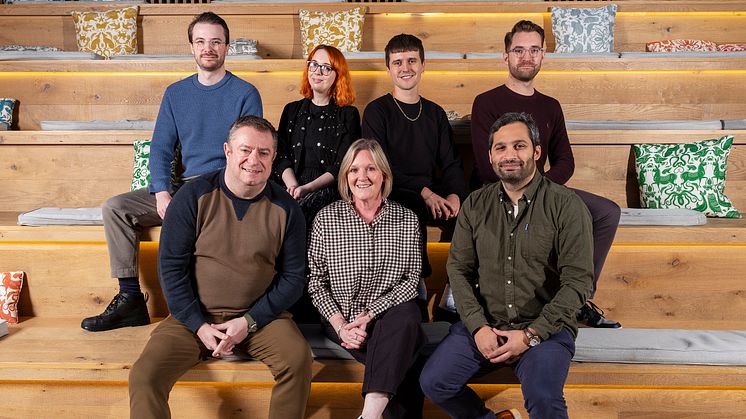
[3,130,746,211]
[1,317,746,418]
[1,2,744,58]
[3,65,746,129]
[2,215,745,327]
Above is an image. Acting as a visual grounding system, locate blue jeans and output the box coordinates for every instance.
[420,322,575,419]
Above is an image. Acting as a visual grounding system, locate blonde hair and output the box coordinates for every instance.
[338,138,393,202]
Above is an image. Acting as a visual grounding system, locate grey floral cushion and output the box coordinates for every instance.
[228,38,258,56]
[0,44,61,52]
[551,4,617,53]
[633,136,741,218]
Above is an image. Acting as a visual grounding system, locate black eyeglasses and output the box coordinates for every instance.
[508,47,544,57]
[307,60,335,76]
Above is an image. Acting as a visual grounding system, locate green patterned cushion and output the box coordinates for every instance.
[131,139,151,191]
[633,136,741,218]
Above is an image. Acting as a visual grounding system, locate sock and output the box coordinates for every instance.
[118,277,142,294]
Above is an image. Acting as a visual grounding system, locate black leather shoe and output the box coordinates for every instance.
[81,292,150,332]
[577,301,622,329]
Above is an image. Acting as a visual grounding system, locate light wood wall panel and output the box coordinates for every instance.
[3,70,746,129]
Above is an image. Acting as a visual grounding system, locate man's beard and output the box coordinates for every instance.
[509,61,541,82]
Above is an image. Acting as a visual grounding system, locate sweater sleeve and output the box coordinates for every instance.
[543,104,575,185]
[361,101,387,145]
[470,93,500,186]
[245,197,307,329]
[158,184,204,332]
[435,108,467,200]
[240,84,263,118]
[149,89,179,193]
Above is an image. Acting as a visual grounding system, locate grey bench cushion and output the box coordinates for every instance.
[723,119,746,130]
[566,120,723,130]
[0,51,104,61]
[466,52,620,59]
[18,208,103,226]
[344,51,464,60]
[574,329,746,365]
[109,54,263,61]
[619,208,707,226]
[40,120,155,131]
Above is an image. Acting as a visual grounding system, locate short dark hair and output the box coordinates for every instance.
[504,20,544,51]
[227,115,278,149]
[385,34,425,68]
[188,12,229,45]
[488,112,540,148]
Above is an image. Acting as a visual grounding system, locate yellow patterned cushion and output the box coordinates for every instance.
[299,7,366,56]
[71,6,138,59]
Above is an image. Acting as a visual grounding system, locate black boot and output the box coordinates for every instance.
[81,292,150,332]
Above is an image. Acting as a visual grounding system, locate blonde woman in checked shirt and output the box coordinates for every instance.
[308,139,425,419]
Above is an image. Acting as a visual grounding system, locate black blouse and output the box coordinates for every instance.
[274,98,361,183]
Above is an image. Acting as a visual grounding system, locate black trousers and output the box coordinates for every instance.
[324,300,426,419]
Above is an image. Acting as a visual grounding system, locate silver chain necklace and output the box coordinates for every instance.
[392,95,422,122]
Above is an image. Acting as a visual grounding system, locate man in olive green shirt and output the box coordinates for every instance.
[420,112,593,419]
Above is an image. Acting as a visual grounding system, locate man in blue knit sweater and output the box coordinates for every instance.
[82,12,263,332]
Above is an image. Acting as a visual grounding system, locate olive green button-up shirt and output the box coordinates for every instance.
[447,173,594,340]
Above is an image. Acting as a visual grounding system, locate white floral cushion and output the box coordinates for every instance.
[0,44,61,52]
[717,43,746,52]
[0,272,24,324]
[71,6,138,59]
[633,136,741,218]
[229,38,258,55]
[551,4,617,53]
[131,140,181,191]
[299,7,366,56]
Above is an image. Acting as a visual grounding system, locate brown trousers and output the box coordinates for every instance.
[129,314,312,419]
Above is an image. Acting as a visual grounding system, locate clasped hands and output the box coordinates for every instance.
[422,188,460,221]
[474,326,529,365]
[197,317,249,358]
[337,311,374,350]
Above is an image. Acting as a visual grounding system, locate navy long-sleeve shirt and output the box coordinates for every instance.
[158,169,306,333]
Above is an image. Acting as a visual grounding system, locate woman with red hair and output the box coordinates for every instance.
[274,44,361,228]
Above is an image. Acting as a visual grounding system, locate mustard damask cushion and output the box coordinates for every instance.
[299,7,366,56]
[71,6,139,59]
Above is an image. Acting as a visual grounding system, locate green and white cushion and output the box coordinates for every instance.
[131,139,152,191]
[633,136,741,218]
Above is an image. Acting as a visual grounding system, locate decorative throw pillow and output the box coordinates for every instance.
[0,98,15,130]
[633,136,741,218]
[71,6,138,58]
[717,43,746,52]
[229,38,258,55]
[0,271,24,324]
[646,39,718,52]
[131,140,182,191]
[551,4,617,53]
[299,7,366,56]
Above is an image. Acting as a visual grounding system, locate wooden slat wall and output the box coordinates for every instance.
[3,69,746,130]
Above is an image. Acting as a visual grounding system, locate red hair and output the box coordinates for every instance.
[300,45,356,107]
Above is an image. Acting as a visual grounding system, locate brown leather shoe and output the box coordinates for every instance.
[495,408,522,419]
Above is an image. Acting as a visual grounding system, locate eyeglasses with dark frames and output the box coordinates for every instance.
[307,60,335,76]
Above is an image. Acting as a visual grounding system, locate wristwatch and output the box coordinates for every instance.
[244,313,258,333]
[523,328,541,347]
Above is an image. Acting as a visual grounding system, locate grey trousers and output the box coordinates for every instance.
[129,313,313,419]
[102,188,163,278]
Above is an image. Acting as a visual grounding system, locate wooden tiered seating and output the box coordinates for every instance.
[2,1,746,418]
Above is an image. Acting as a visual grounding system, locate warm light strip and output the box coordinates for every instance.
[611,243,746,247]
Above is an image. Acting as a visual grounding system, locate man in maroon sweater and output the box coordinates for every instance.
[469,20,622,328]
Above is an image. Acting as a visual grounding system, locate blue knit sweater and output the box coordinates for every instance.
[148,72,263,193]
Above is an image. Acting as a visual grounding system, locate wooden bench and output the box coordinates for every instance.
[1,1,745,58]
[2,56,746,129]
